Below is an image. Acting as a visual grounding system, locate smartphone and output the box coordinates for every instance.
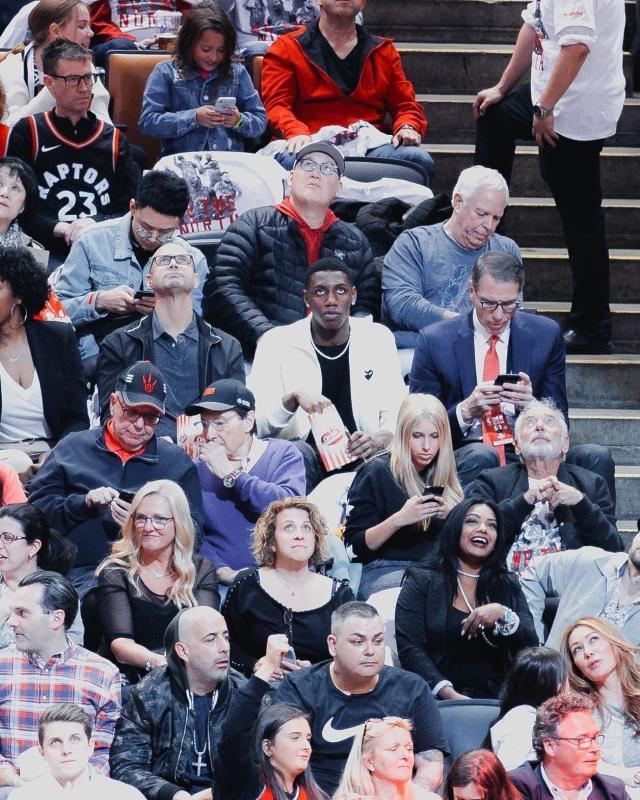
[283,645,297,664]
[494,373,520,386]
[134,289,155,300]
[119,490,135,503]
[423,485,445,497]
[214,96,236,115]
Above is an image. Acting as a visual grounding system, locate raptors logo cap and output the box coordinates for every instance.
[115,361,167,414]
[184,378,255,415]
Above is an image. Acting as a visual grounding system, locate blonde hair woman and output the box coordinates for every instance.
[333,717,439,800]
[223,497,354,679]
[344,393,463,599]
[91,480,219,683]
[561,616,640,794]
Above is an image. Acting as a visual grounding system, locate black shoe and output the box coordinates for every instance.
[564,329,614,355]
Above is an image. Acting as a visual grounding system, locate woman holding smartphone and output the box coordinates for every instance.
[344,393,463,600]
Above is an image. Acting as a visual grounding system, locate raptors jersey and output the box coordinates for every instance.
[26,111,121,224]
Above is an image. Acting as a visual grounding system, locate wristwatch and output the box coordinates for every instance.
[223,469,242,488]
[494,606,520,636]
[533,103,554,119]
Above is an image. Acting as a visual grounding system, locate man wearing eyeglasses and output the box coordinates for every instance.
[53,169,208,380]
[509,693,627,800]
[95,241,244,441]
[5,39,139,266]
[203,141,378,359]
[409,251,615,496]
[29,361,204,598]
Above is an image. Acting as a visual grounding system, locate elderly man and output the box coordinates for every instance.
[521,532,640,647]
[260,0,433,177]
[382,166,521,353]
[28,362,204,597]
[185,379,305,590]
[509,693,627,800]
[274,601,448,797]
[53,169,208,374]
[110,606,245,800]
[0,572,120,792]
[96,240,244,441]
[202,141,378,358]
[468,398,622,575]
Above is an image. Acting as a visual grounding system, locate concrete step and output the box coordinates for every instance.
[421,95,640,148]
[567,354,640,409]
[523,249,640,304]
[395,43,634,96]
[523,302,640,351]
[367,0,637,45]
[427,143,640,199]
[501,198,640,249]
[615,465,640,521]
[569,408,640,467]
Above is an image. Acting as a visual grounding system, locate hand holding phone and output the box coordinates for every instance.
[214,96,236,115]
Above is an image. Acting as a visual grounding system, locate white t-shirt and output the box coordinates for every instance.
[522,0,625,140]
[10,771,145,800]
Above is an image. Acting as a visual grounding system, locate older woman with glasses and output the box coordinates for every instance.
[90,479,219,683]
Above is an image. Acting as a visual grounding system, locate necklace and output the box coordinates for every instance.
[310,336,350,361]
[456,578,498,649]
[192,690,218,777]
[457,568,481,579]
[141,563,170,580]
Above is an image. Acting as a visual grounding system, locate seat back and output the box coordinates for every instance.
[253,55,264,95]
[107,50,171,165]
[437,699,500,769]
[367,587,401,665]
[343,156,431,186]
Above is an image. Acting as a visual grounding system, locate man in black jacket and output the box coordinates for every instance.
[110,606,245,800]
[467,398,623,575]
[202,141,379,358]
[96,240,244,441]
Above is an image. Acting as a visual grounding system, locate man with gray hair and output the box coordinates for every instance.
[382,166,520,356]
[509,694,627,800]
[468,398,622,574]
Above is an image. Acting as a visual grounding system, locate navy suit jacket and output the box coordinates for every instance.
[409,311,568,447]
[510,762,630,800]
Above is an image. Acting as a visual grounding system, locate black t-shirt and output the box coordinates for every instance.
[183,691,215,790]
[273,662,449,795]
[317,28,366,95]
[316,343,357,436]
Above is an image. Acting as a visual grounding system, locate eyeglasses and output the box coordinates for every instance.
[49,73,96,87]
[552,734,605,749]
[116,397,161,427]
[0,533,27,545]
[296,158,340,177]
[476,296,520,313]
[152,254,193,267]
[202,414,239,432]
[133,514,173,529]
[134,226,176,245]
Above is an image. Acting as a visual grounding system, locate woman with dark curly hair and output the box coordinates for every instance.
[395,498,537,699]
[0,246,88,467]
[222,496,354,678]
[444,749,521,800]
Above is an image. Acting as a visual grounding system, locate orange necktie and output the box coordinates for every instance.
[482,335,506,466]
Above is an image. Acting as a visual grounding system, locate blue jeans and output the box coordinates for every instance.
[357,559,412,601]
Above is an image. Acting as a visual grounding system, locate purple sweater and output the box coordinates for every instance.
[198,438,306,570]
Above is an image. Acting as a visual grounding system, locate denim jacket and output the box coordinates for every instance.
[139,59,267,157]
[51,212,208,361]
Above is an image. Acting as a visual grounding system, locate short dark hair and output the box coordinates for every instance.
[532,693,595,760]
[175,2,236,83]
[136,170,191,219]
[19,570,79,630]
[331,601,380,635]
[0,157,39,224]
[471,251,524,292]
[38,703,92,746]
[42,38,92,76]
[0,246,50,316]
[305,258,356,289]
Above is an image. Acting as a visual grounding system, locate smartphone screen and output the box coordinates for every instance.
[494,373,520,386]
[423,485,445,497]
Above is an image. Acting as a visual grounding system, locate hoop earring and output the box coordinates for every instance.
[10,302,27,327]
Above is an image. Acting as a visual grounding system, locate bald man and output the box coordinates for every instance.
[111,607,246,800]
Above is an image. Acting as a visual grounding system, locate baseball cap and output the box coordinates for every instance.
[115,362,167,414]
[294,142,345,177]
[185,379,255,415]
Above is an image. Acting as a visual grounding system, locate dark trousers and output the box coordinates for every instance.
[475,83,611,341]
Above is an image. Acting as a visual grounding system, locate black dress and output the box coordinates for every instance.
[222,567,355,676]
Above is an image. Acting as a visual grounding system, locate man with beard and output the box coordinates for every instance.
[110,607,245,800]
[468,399,623,576]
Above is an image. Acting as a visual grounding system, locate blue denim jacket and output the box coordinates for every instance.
[139,59,267,157]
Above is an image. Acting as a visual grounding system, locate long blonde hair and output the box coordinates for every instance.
[389,394,463,530]
[333,717,417,800]
[560,616,640,735]
[96,479,198,607]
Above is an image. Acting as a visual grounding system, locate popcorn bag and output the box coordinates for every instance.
[309,405,358,472]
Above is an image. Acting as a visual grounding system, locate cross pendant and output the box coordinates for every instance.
[193,752,206,776]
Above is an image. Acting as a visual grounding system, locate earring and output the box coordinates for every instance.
[351,300,355,306]
[10,302,27,327]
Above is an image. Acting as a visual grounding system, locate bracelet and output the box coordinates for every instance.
[399,124,417,133]
[494,607,520,636]
[232,114,244,130]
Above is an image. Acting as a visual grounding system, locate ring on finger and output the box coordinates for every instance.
[478,623,485,630]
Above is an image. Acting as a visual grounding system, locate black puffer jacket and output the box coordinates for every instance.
[202,205,379,357]
[109,610,246,800]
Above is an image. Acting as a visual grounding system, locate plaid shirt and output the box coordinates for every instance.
[0,642,121,775]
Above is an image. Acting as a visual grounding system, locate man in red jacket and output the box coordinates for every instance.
[261,0,434,182]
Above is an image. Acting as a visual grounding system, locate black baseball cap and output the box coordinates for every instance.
[115,361,167,414]
[294,141,345,176]
[185,379,255,415]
